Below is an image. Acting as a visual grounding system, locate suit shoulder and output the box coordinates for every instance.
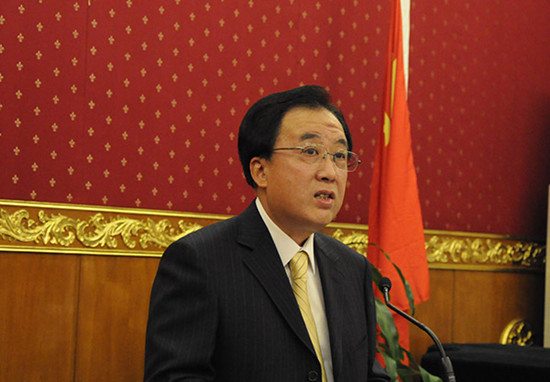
[315,232,367,263]
[170,215,239,250]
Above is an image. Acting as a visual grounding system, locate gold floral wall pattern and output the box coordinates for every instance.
[0,200,545,272]
[0,200,213,256]
[0,2,549,240]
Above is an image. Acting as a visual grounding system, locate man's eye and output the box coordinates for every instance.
[334,151,348,160]
[302,147,320,156]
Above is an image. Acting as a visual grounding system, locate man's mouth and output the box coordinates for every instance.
[315,192,334,200]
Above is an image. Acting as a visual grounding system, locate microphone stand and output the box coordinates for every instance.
[379,278,456,382]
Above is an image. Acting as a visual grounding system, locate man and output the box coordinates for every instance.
[144,85,389,382]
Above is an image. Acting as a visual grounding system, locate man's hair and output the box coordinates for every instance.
[238,85,353,188]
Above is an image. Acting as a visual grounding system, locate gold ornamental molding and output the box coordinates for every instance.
[331,227,545,272]
[0,199,226,257]
[0,199,545,272]
[424,231,545,271]
[500,318,534,346]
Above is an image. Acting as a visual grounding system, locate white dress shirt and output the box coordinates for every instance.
[256,198,334,382]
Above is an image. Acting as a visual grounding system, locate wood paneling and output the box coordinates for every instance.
[0,201,545,380]
[409,270,455,361]
[0,253,79,382]
[452,270,544,344]
[409,269,545,362]
[74,256,159,382]
[0,252,545,381]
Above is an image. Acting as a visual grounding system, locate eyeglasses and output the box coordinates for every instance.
[272,143,361,172]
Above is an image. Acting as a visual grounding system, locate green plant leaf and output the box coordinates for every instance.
[387,258,416,316]
[371,261,383,286]
[402,347,443,382]
[419,366,443,382]
[369,242,417,315]
[367,242,441,382]
[375,298,402,360]
[377,348,399,382]
[395,363,417,382]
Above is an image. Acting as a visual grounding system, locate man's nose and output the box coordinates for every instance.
[317,153,338,178]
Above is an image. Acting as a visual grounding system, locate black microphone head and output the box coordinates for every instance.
[378,277,392,293]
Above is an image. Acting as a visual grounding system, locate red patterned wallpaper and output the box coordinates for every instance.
[408,1,550,240]
[1,1,549,240]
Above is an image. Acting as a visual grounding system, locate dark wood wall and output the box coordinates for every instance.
[0,200,545,381]
[410,268,545,361]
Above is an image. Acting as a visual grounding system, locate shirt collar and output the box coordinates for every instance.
[255,198,316,274]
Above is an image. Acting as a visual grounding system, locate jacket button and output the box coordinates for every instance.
[307,370,319,381]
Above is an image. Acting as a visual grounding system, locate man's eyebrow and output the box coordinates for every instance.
[299,133,349,148]
[336,138,349,148]
[299,132,321,141]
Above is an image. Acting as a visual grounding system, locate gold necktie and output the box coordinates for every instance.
[289,251,326,382]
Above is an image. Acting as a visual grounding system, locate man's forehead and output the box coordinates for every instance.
[278,107,347,142]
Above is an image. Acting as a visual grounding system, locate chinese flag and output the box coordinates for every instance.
[367,0,430,350]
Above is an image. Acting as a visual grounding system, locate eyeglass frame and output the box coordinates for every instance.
[272,143,361,172]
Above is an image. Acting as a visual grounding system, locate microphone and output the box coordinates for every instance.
[378,277,456,382]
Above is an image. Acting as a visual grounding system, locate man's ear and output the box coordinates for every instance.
[249,157,268,188]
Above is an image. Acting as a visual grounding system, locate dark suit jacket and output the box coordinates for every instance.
[144,202,389,382]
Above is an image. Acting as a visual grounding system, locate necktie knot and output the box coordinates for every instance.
[290,250,308,282]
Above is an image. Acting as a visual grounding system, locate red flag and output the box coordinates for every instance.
[367,0,430,350]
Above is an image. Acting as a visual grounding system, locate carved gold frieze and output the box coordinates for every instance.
[330,228,370,256]
[328,228,545,271]
[0,207,203,251]
[1,208,78,247]
[0,200,216,256]
[0,199,546,270]
[425,233,545,269]
[500,318,534,346]
[75,213,202,249]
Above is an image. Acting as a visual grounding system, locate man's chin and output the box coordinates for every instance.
[310,214,338,231]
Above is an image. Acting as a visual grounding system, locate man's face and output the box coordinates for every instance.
[252,106,349,244]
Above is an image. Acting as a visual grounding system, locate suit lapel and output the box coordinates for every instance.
[237,203,315,354]
[315,235,346,380]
